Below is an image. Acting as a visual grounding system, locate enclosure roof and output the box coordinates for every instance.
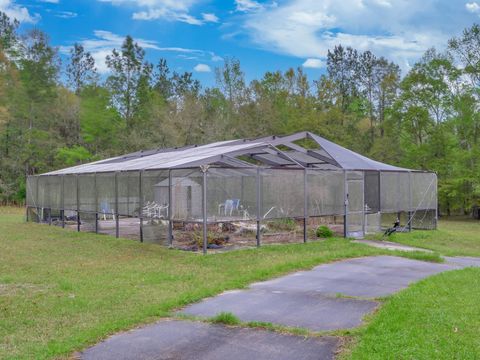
[42,131,415,175]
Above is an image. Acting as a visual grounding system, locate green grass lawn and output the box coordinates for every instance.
[350,218,480,359]
[349,267,480,359]
[0,207,400,359]
[389,217,480,256]
[1,207,478,360]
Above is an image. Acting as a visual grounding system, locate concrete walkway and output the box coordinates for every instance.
[81,320,339,360]
[352,239,433,252]
[81,255,479,360]
[180,256,459,330]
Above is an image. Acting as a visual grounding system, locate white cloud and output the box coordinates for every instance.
[466,2,480,13]
[55,10,77,18]
[38,0,60,3]
[61,30,221,74]
[235,0,264,12]
[99,0,213,25]
[236,0,471,73]
[194,63,211,72]
[302,58,324,68]
[132,9,203,24]
[0,0,40,23]
[211,54,223,62]
[202,12,218,23]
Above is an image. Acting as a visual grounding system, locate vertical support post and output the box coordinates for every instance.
[25,177,29,222]
[26,177,30,222]
[408,171,412,232]
[76,174,80,232]
[36,174,40,223]
[47,176,52,226]
[115,172,119,238]
[202,168,208,254]
[168,170,173,247]
[94,173,98,233]
[240,175,245,205]
[378,171,382,231]
[303,168,308,243]
[61,175,65,228]
[361,171,365,236]
[434,173,438,230]
[343,170,348,238]
[139,171,143,242]
[256,168,261,247]
[126,172,130,216]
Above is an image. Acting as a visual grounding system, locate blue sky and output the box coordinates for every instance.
[2,0,480,87]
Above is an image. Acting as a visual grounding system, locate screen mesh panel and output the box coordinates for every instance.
[346,171,364,237]
[63,175,77,210]
[307,170,344,216]
[411,172,437,211]
[411,209,436,230]
[78,174,96,212]
[206,168,257,222]
[141,170,169,220]
[364,171,380,213]
[26,176,37,207]
[170,169,204,221]
[261,169,305,219]
[142,219,168,244]
[118,172,140,216]
[96,172,116,216]
[27,207,39,222]
[79,211,96,232]
[380,172,411,212]
[46,176,62,210]
[37,176,48,208]
[119,216,140,240]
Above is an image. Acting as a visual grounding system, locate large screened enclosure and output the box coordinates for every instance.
[26,132,437,253]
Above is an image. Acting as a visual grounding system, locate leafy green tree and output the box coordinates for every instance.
[153,58,173,100]
[66,43,97,94]
[79,85,122,154]
[105,35,152,128]
[326,45,360,112]
[0,11,19,57]
[449,24,480,87]
[55,145,95,167]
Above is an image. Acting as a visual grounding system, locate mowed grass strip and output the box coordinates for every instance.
[1,208,390,359]
[390,217,480,256]
[348,267,480,359]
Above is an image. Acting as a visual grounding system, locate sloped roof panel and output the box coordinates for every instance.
[44,141,265,175]
[41,132,418,175]
[307,133,411,171]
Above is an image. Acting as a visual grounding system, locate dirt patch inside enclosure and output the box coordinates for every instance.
[62,216,345,252]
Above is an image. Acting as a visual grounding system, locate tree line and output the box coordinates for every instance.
[0,11,479,215]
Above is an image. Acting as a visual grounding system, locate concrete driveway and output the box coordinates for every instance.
[81,255,479,360]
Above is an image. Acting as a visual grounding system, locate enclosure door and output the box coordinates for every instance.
[346,173,365,238]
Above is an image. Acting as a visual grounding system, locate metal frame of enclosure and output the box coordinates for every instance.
[26,132,437,253]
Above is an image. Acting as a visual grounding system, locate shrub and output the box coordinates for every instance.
[211,312,241,325]
[316,225,334,238]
